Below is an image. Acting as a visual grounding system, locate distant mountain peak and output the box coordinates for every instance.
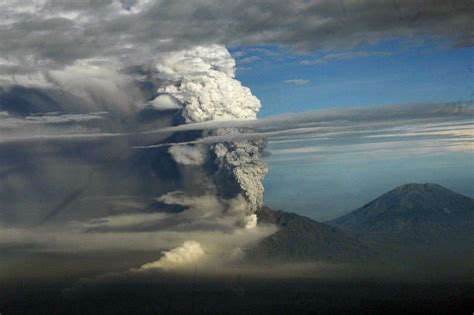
[358,182,471,213]
[392,182,451,194]
[328,183,474,240]
[398,182,440,188]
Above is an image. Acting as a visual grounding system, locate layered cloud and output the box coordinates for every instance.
[132,101,473,147]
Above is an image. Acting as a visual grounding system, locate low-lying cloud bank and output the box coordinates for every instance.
[0,224,276,253]
[139,241,205,270]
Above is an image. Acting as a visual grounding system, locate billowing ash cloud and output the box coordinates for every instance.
[152,45,261,123]
[151,45,268,214]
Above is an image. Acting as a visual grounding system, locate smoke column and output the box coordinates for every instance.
[152,45,268,217]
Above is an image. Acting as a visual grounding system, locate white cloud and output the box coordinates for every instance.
[284,79,309,85]
[153,45,261,123]
[239,56,261,64]
[301,51,392,65]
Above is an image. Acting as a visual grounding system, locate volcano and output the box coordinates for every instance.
[327,183,474,243]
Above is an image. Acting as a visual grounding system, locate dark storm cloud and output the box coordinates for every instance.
[1,0,472,74]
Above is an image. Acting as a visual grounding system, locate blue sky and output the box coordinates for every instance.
[232,39,474,220]
[233,40,473,116]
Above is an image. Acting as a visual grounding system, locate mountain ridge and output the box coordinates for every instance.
[248,206,375,263]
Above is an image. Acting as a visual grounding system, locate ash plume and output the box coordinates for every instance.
[211,128,268,212]
[152,45,268,216]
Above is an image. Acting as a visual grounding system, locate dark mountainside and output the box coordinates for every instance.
[327,183,474,243]
[249,183,474,264]
[248,206,375,263]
